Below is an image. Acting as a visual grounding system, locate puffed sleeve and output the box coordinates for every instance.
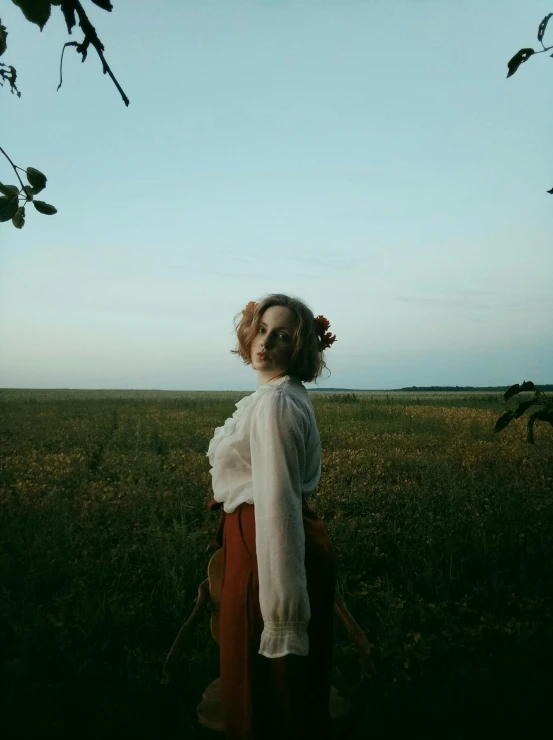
[250,389,311,658]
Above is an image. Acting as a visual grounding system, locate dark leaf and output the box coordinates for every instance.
[0,20,7,57]
[506,48,535,78]
[0,194,19,222]
[540,409,553,427]
[527,409,553,444]
[526,409,551,444]
[22,185,33,200]
[519,381,537,394]
[11,1,52,31]
[60,1,76,34]
[547,187,553,194]
[0,183,19,197]
[0,62,20,96]
[513,398,541,419]
[90,0,114,11]
[504,381,536,401]
[494,410,515,434]
[538,13,553,43]
[12,206,25,229]
[33,200,57,215]
[26,167,47,193]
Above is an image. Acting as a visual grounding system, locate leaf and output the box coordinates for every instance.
[526,409,553,444]
[0,20,8,57]
[12,206,25,229]
[0,62,20,97]
[540,409,553,427]
[22,185,33,200]
[0,183,19,197]
[90,0,114,11]
[506,48,535,78]
[60,2,76,34]
[504,381,536,401]
[33,200,57,215]
[494,410,515,434]
[513,398,541,419]
[11,1,52,32]
[538,13,553,43]
[547,187,553,194]
[26,167,47,193]
[0,194,19,222]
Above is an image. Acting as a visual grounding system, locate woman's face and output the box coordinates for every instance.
[250,305,297,382]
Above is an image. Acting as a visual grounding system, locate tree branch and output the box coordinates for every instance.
[57,41,78,92]
[60,0,129,106]
[0,145,26,190]
[0,62,21,97]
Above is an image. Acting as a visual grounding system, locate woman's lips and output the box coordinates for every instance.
[257,352,268,360]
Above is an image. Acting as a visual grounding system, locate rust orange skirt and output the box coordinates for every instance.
[217,498,337,740]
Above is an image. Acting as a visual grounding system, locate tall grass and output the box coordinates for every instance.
[1,389,552,739]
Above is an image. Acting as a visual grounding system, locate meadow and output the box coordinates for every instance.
[1,388,552,739]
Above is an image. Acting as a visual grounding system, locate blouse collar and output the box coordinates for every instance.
[256,374,303,391]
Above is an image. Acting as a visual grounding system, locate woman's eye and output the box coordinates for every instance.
[258,327,288,339]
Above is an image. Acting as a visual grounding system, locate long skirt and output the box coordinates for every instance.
[216,498,337,740]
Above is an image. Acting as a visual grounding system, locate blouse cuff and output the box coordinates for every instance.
[258,622,309,659]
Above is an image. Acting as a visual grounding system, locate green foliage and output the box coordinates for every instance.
[506,11,553,194]
[494,381,553,444]
[26,165,47,193]
[2,1,129,230]
[12,205,25,228]
[507,11,553,78]
[0,193,19,221]
[11,0,52,31]
[0,18,7,55]
[33,199,57,214]
[0,14,21,97]
[0,158,57,227]
[0,183,19,196]
[506,48,535,78]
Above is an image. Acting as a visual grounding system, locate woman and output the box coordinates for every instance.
[206,293,338,740]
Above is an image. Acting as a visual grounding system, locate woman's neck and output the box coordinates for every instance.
[257,371,288,385]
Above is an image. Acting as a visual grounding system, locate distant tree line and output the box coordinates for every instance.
[396,385,553,393]
[309,386,553,393]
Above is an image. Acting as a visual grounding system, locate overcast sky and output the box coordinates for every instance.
[1,0,552,391]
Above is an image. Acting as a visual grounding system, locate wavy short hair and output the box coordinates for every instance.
[230,293,330,384]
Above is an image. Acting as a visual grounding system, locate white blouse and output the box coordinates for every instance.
[206,374,322,659]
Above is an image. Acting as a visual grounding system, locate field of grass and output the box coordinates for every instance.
[1,389,552,739]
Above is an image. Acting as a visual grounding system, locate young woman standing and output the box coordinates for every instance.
[206,293,337,740]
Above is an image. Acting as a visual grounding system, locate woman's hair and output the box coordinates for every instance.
[230,293,330,384]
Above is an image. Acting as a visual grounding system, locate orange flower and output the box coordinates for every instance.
[314,315,330,332]
[314,315,336,350]
[322,331,337,349]
[242,301,257,315]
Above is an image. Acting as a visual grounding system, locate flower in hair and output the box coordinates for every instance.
[242,301,257,316]
[314,315,337,350]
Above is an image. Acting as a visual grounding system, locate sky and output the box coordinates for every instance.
[1,0,552,391]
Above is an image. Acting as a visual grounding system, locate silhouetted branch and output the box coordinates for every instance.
[57,40,78,92]
[57,0,129,106]
[0,145,25,190]
[0,62,21,97]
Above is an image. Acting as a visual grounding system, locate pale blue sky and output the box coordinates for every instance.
[1,0,552,391]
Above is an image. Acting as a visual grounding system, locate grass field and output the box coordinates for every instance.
[1,389,552,739]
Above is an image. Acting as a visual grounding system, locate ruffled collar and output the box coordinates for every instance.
[206,374,303,465]
[256,374,303,391]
